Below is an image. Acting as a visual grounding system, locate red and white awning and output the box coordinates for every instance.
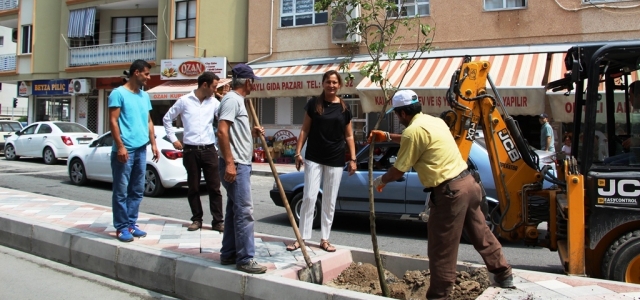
[357,53,548,116]
[249,62,365,98]
[547,52,639,122]
[147,78,231,100]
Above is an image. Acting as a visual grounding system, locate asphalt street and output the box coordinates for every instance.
[0,157,564,275]
[0,244,174,300]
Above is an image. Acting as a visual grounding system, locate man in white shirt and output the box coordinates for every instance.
[163,72,224,232]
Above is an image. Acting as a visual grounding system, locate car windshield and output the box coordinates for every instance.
[54,122,91,133]
[162,131,184,143]
[1,122,21,131]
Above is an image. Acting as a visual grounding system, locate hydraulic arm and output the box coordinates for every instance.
[441,56,550,243]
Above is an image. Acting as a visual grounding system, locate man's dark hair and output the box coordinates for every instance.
[393,102,422,117]
[128,60,152,78]
[198,72,220,88]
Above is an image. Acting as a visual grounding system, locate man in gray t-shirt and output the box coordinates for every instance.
[539,113,555,152]
[216,63,267,274]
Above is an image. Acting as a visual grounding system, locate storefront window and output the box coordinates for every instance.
[292,97,307,125]
[261,98,276,125]
[35,97,70,122]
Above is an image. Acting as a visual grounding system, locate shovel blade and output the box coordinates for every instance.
[297,262,323,284]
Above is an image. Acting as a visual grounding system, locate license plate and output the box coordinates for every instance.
[77,139,91,144]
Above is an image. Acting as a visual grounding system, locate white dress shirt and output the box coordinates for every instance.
[163,91,220,146]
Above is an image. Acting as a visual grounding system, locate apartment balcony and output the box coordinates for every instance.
[0,0,18,11]
[68,40,156,67]
[0,54,16,72]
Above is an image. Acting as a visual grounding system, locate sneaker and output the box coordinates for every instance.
[211,222,224,232]
[129,225,147,238]
[188,221,202,231]
[220,256,236,265]
[116,229,134,242]
[236,259,267,274]
[496,274,515,289]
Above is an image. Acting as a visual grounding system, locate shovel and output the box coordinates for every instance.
[245,99,323,284]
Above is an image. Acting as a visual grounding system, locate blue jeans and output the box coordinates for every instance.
[111,146,146,231]
[219,158,255,265]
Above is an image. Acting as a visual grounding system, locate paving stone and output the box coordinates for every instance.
[0,214,32,251]
[116,245,181,294]
[555,285,617,297]
[70,232,119,278]
[597,282,640,293]
[175,256,245,300]
[31,222,82,264]
[536,280,574,290]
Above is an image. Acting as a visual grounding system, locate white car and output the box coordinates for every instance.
[67,126,200,197]
[4,121,98,164]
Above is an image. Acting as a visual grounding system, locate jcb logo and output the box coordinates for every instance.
[466,123,477,141]
[598,179,640,197]
[498,129,521,163]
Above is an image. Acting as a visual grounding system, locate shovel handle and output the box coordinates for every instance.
[245,99,313,267]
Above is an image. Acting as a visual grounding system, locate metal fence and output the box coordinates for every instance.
[0,54,16,71]
[0,0,18,11]
[69,39,156,67]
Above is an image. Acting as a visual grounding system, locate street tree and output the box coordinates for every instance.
[315,0,435,296]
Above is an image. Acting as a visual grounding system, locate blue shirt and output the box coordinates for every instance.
[108,86,152,151]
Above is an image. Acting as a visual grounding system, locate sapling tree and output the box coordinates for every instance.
[315,0,435,296]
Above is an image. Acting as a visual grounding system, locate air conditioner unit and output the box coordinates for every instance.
[11,28,17,43]
[331,5,361,44]
[68,79,92,95]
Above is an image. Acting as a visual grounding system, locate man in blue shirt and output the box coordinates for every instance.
[539,113,555,152]
[108,60,160,242]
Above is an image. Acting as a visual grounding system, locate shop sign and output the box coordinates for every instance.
[248,75,359,98]
[548,92,628,123]
[359,88,545,116]
[29,80,70,96]
[160,57,226,80]
[17,81,31,96]
[151,93,189,100]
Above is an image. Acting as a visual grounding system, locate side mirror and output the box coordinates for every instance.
[89,140,99,147]
[14,130,21,136]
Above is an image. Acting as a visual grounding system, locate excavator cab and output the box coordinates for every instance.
[547,42,640,283]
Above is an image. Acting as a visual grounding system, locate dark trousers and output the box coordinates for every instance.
[426,173,511,300]
[182,146,223,224]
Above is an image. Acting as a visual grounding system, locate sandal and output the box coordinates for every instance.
[320,240,336,252]
[286,241,301,251]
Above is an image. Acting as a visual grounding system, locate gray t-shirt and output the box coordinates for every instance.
[540,122,555,152]
[217,91,253,165]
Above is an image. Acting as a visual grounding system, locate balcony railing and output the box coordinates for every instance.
[0,54,16,71]
[68,40,156,67]
[0,0,18,11]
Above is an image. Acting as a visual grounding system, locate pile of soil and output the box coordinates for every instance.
[327,262,491,300]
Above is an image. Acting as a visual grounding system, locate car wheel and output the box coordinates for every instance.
[290,192,321,229]
[43,147,58,165]
[602,230,640,283]
[144,166,165,197]
[4,144,19,160]
[68,159,89,186]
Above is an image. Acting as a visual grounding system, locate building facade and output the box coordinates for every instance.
[0,25,24,119]
[0,0,248,133]
[246,0,640,150]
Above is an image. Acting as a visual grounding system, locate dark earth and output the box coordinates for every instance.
[327,262,491,299]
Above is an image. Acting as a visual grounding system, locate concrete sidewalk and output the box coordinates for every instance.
[1,187,640,299]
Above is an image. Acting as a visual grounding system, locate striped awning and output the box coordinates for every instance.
[68,7,97,38]
[357,53,548,115]
[147,78,231,101]
[547,52,640,122]
[249,62,366,98]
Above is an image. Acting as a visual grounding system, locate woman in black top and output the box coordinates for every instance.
[286,70,357,252]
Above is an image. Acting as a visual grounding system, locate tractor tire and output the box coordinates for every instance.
[602,230,640,284]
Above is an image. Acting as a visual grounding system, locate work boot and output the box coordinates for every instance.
[495,273,516,289]
[236,259,267,274]
[211,222,224,232]
[187,221,202,231]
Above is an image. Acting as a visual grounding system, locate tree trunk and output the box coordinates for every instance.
[368,113,389,297]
